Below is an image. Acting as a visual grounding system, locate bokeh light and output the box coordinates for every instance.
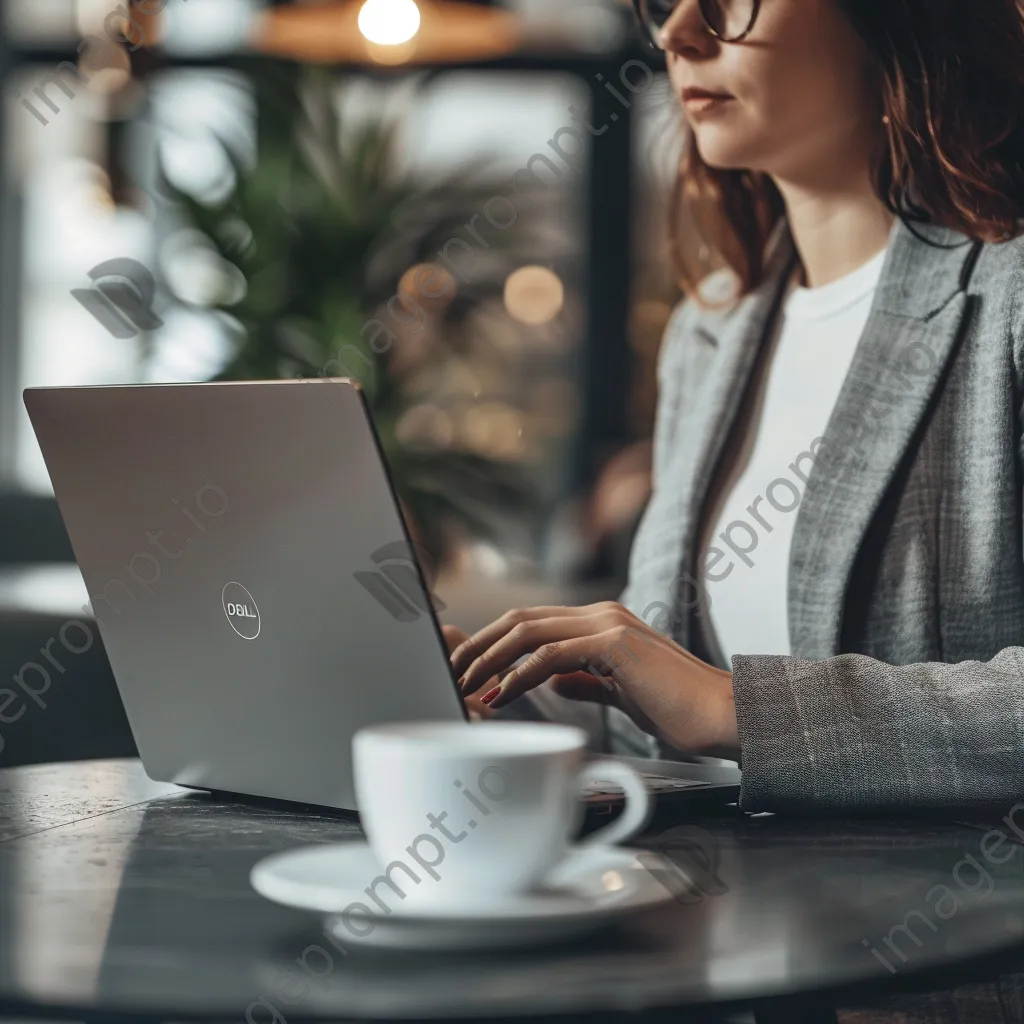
[357,0,422,46]
[398,263,456,314]
[503,265,565,326]
[460,402,525,459]
[394,403,456,449]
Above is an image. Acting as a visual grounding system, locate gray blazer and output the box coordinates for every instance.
[612,214,1024,813]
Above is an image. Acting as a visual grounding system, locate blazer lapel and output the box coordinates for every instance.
[788,219,983,658]
[675,225,800,648]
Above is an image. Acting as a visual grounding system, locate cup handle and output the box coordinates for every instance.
[575,759,652,847]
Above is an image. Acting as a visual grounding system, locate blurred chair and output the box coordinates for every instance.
[0,493,136,768]
[0,491,74,563]
[0,608,137,768]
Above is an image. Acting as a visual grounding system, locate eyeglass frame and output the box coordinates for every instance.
[631,0,762,48]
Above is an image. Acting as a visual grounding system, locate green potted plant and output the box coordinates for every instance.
[157,56,542,567]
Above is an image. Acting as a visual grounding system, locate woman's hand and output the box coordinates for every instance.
[441,625,500,720]
[448,602,740,759]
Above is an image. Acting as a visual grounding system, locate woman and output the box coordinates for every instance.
[448,0,1024,812]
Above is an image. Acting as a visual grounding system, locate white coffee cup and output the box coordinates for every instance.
[352,721,651,909]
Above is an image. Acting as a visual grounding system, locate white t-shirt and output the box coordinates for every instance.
[699,246,888,665]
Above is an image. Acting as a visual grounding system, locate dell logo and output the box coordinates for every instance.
[222,582,261,639]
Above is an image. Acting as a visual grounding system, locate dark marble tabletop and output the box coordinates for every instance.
[2,759,1024,1022]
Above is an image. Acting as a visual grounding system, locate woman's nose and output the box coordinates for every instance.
[660,0,716,56]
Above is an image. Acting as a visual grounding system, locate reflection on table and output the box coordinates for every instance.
[3,760,1024,1021]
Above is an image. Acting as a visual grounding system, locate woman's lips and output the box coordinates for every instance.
[682,89,734,115]
[684,95,733,115]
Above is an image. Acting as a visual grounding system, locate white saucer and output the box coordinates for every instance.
[250,842,678,950]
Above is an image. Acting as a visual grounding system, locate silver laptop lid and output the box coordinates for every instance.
[24,378,465,809]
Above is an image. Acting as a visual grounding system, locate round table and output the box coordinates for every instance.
[2,759,1024,1023]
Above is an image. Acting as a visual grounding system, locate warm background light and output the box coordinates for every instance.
[254,0,523,65]
[503,265,565,326]
[398,263,456,313]
[358,0,422,46]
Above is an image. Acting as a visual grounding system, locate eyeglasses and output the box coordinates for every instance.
[633,0,761,48]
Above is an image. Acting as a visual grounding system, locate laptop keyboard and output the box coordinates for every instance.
[583,772,709,796]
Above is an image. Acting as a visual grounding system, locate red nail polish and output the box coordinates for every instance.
[480,686,502,705]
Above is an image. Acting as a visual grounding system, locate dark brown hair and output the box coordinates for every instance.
[672,0,1024,305]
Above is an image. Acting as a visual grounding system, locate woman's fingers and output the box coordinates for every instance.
[464,691,499,720]
[449,602,623,679]
[441,624,470,652]
[458,613,615,697]
[482,629,651,710]
[445,613,737,757]
[440,625,498,719]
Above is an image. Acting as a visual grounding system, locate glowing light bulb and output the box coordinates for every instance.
[357,0,422,46]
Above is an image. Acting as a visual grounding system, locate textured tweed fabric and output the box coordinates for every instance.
[610,215,1024,812]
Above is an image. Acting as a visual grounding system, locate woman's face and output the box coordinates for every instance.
[662,0,880,179]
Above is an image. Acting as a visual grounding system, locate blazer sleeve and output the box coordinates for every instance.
[731,648,1024,811]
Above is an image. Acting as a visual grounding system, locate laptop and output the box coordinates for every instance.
[23,378,740,811]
